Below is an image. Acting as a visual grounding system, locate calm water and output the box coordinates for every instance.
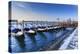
[9,28,71,53]
[9,23,75,52]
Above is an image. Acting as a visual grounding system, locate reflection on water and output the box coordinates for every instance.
[27,34,36,44]
[14,35,25,48]
[37,32,47,39]
[9,28,68,52]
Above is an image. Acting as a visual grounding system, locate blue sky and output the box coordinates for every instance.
[11,1,78,21]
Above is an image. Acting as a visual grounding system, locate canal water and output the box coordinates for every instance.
[9,28,70,53]
[9,23,74,53]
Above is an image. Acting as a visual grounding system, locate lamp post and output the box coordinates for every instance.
[57,18,60,26]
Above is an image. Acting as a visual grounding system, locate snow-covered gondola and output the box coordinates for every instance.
[37,28,47,32]
[24,29,36,35]
[36,25,46,32]
[46,27,54,31]
[10,28,24,37]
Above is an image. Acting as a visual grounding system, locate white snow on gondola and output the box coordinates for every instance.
[37,28,46,31]
[16,31,23,36]
[53,26,58,29]
[53,26,61,29]
[27,30,35,33]
[11,31,23,36]
[47,27,53,30]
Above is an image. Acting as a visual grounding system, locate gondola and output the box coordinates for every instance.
[24,28,36,35]
[37,26,47,32]
[10,28,24,37]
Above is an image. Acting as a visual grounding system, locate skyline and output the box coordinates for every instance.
[10,1,78,22]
